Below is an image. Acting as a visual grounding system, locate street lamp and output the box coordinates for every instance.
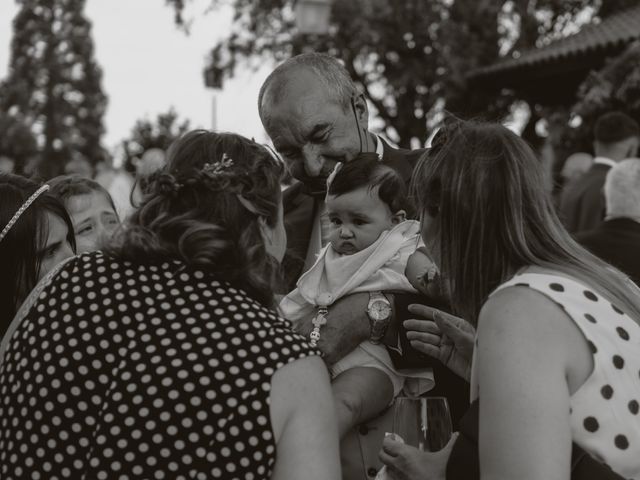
[295,0,333,35]
[203,64,224,131]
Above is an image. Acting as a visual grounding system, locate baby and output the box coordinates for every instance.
[280,154,434,437]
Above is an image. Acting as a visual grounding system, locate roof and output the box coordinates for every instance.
[470,5,640,79]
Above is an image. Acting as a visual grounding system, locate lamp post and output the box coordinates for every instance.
[203,63,224,131]
[295,0,333,35]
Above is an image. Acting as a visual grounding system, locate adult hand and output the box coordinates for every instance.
[404,305,475,381]
[292,293,370,366]
[378,432,459,480]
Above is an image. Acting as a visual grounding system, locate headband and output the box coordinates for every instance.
[0,184,50,244]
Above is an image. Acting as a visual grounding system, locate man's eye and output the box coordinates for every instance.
[312,132,330,143]
[279,149,299,159]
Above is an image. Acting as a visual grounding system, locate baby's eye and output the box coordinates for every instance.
[329,217,342,226]
[353,219,367,226]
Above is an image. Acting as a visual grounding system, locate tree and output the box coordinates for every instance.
[0,112,38,175]
[565,41,640,153]
[166,0,631,147]
[120,108,191,174]
[0,0,107,179]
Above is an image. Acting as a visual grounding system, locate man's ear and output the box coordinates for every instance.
[352,93,369,125]
[391,210,406,224]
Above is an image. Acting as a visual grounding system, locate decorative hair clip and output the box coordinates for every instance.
[203,153,234,176]
[0,184,50,244]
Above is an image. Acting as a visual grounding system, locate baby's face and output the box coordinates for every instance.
[326,186,396,255]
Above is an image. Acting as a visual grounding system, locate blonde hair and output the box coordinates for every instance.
[412,121,640,325]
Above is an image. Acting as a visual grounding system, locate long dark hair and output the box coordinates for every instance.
[0,174,76,331]
[412,121,640,324]
[107,130,284,308]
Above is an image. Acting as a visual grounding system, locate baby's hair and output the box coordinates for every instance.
[327,153,407,213]
[48,175,119,219]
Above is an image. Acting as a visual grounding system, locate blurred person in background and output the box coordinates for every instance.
[0,131,339,480]
[559,111,639,233]
[0,173,75,335]
[94,159,135,220]
[48,174,120,253]
[131,147,166,205]
[63,153,94,178]
[0,155,16,174]
[576,158,640,286]
[560,152,593,184]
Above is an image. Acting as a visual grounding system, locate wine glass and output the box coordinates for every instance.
[392,396,453,451]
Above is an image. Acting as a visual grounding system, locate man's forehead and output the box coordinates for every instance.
[266,105,339,149]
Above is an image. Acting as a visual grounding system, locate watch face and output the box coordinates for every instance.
[369,300,391,321]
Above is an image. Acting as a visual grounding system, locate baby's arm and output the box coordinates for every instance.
[405,246,439,296]
[332,367,394,438]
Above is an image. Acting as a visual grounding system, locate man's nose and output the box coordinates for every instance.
[301,144,324,177]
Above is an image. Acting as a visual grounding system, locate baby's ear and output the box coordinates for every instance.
[391,209,406,224]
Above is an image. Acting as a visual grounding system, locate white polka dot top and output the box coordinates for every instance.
[493,272,640,479]
[0,251,319,480]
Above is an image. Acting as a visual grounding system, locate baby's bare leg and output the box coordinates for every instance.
[332,367,394,438]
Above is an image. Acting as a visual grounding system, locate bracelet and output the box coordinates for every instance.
[309,306,328,347]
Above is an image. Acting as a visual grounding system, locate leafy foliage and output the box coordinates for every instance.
[120,108,191,173]
[565,41,640,153]
[0,0,107,179]
[166,0,631,146]
[0,112,38,174]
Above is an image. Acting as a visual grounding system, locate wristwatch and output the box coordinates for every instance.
[366,291,392,344]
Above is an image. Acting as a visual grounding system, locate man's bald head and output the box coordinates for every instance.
[258,53,358,123]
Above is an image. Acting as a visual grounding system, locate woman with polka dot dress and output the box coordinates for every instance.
[0,131,340,480]
[380,122,640,480]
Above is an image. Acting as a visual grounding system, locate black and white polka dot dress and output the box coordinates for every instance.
[0,251,319,479]
[488,273,640,478]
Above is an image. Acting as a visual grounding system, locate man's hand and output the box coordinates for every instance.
[293,293,370,365]
[404,305,475,381]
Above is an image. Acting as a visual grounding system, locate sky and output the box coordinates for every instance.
[0,0,273,163]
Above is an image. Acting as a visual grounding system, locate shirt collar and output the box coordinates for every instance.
[593,157,617,168]
[374,134,384,160]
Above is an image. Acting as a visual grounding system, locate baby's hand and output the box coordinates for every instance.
[405,248,439,296]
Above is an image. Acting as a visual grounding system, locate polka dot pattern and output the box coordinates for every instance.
[0,252,319,479]
[491,272,640,479]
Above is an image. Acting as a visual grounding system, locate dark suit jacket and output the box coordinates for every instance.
[575,218,640,286]
[280,139,426,291]
[559,163,611,233]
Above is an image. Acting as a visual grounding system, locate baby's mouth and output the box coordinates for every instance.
[337,241,357,254]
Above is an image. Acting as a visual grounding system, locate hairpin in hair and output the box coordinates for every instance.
[203,153,234,177]
[0,184,50,244]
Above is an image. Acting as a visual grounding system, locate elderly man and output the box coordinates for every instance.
[576,158,640,286]
[259,53,468,480]
[258,52,422,287]
[559,111,640,233]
